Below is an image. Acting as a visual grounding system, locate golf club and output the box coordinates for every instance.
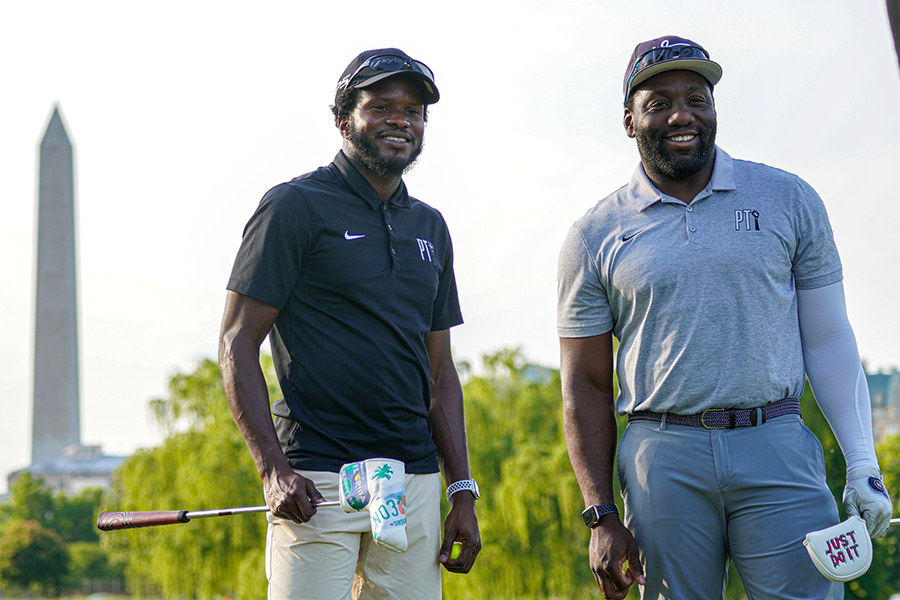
[97,501,339,531]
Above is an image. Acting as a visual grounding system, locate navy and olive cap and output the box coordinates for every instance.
[623,35,723,102]
[335,48,440,105]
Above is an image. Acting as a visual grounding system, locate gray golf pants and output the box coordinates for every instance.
[618,414,843,600]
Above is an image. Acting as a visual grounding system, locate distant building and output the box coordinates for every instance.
[7,445,126,495]
[867,370,900,443]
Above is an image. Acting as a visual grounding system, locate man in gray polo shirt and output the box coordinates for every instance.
[558,36,893,599]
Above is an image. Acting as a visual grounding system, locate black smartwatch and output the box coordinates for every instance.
[582,503,619,528]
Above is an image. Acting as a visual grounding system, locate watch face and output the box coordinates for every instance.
[582,507,597,528]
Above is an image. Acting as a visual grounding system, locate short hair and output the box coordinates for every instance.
[330,84,429,128]
[331,88,362,127]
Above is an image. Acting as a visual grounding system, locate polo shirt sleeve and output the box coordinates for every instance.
[430,223,463,331]
[226,183,312,309]
[791,178,843,290]
[557,223,614,338]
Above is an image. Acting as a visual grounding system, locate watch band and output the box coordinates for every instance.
[446,479,480,502]
[582,503,619,528]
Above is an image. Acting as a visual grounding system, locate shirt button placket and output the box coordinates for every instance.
[382,203,398,270]
[685,205,698,239]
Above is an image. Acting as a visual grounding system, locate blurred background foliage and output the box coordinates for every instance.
[1,350,896,598]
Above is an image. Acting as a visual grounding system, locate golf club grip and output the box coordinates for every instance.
[97,510,190,531]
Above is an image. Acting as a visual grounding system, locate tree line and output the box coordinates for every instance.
[1,350,897,598]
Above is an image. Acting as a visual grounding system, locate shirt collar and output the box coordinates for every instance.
[627,146,736,212]
[331,151,411,210]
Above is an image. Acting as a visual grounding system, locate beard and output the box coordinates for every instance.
[347,122,424,179]
[635,120,717,179]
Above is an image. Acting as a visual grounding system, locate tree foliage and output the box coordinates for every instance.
[0,519,69,596]
[103,357,276,599]
[0,472,114,596]
[1,472,103,544]
[443,348,600,599]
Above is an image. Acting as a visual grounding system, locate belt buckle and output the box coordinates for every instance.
[700,408,728,429]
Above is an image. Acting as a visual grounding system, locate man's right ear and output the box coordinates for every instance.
[623,109,636,139]
[337,116,350,139]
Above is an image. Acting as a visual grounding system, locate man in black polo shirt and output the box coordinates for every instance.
[219,48,480,599]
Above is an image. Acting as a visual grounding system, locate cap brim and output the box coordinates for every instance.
[352,71,440,104]
[629,59,722,97]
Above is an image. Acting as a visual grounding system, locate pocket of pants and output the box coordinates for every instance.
[616,424,634,497]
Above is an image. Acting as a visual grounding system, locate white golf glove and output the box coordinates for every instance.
[843,466,893,539]
[338,458,408,553]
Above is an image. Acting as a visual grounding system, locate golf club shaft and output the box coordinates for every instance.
[186,501,339,520]
[97,500,340,531]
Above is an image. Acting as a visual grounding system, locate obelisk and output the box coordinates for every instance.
[32,105,81,463]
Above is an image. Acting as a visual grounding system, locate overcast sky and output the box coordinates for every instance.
[1,0,898,493]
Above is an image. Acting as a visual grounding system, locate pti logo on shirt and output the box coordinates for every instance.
[416,238,436,263]
[734,209,760,231]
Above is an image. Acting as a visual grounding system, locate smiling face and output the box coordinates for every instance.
[339,76,426,182]
[625,70,717,186]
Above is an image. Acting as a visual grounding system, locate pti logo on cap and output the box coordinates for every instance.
[335,48,440,105]
[623,36,722,103]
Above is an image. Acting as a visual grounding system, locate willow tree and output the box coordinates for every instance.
[102,357,279,599]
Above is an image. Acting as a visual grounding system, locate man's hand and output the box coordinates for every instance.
[589,517,645,600]
[843,466,893,538]
[438,493,481,573]
[263,466,326,524]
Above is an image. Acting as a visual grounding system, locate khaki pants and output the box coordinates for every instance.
[266,470,441,600]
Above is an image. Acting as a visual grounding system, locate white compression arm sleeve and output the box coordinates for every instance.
[796,282,878,471]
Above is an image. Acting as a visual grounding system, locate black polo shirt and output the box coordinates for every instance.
[227,151,463,473]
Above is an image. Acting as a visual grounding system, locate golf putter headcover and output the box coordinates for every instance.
[364,458,407,553]
[339,461,371,512]
[803,516,872,582]
[338,458,408,553]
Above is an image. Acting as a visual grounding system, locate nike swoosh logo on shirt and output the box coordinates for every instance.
[621,229,646,242]
[344,231,365,240]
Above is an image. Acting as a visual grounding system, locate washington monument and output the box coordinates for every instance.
[32,105,80,463]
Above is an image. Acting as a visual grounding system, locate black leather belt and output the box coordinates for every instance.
[627,397,801,429]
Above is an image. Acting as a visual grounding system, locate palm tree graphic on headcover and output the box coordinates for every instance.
[373,464,393,480]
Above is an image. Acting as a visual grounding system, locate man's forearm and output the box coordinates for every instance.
[563,380,619,505]
[427,365,471,485]
[560,334,618,506]
[219,332,291,479]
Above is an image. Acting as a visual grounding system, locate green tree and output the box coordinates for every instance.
[66,541,124,589]
[444,348,599,599]
[3,472,54,524]
[0,519,69,596]
[1,472,103,544]
[103,357,276,599]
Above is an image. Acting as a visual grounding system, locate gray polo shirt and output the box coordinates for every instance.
[557,147,842,415]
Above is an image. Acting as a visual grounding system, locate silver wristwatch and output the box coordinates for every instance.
[446,479,480,503]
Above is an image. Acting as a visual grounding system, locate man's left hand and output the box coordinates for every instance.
[843,466,894,538]
[438,493,481,573]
